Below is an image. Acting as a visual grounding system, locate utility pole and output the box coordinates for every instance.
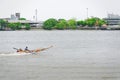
[35,9,37,22]
[86,8,88,19]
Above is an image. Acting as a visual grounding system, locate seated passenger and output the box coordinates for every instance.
[17,48,23,52]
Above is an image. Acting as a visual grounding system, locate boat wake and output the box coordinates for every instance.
[0,52,31,57]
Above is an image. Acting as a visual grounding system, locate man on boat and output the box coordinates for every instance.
[14,45,53,53]
[14,47,30,53]
[25,46,28,50]
[24,46,31,53]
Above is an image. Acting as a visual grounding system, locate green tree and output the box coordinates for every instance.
[8,23,17,30]
[67,19,77,29]
[86,18,96,27]
[98,19,106,27]
[15,22,22,30]
[19,18,26,20]
[77,20,86,27]
[85,17,106,27]
[0,19,7,30]
[25,23,31,30]
[43,18,58,30]
[55,19,68,30]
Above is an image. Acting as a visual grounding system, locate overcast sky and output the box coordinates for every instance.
[0,0,120,21]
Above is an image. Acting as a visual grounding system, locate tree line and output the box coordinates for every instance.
[0,17,106,30]
[0,19,31,30]
[43,17,106,30]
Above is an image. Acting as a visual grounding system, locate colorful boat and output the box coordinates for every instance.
[13,46,53,53]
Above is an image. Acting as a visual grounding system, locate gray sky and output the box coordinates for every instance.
[0,0,120,21]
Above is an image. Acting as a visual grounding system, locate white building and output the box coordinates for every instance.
[104,13,120,25]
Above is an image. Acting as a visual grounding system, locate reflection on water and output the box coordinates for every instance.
[0,30,120,80]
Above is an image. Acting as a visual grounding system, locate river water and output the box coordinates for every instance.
[0,30,120,80]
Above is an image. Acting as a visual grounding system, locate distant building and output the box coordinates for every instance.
[0,13,21,21]
[11,14,17,20]
[103,13,120,25]
[0,18,10,21]
[15,13,20,20]
[7,20,42,28]
[0,12,43,29]
[10,13,20,20]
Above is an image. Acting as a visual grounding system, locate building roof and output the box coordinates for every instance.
[8,20,39,24]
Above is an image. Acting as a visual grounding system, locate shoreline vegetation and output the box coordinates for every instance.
[42,18,106,30]
[0,17,120,31]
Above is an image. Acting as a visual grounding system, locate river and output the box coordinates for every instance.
[0,30,120,80]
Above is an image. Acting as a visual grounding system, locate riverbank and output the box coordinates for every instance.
[1,26,120,31]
